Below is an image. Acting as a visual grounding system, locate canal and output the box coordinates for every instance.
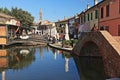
[0,46,79,80]
[0,45,120,80]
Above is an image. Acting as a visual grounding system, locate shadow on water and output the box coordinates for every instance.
[73,41,120,80]
[74,55,120,80]
[74,55,105,80]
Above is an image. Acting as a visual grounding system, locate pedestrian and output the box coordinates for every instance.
[52,36,56,44]
[91,26,98,32]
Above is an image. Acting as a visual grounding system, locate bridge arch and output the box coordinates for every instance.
[73,31,120,78]
[80,41,101,57]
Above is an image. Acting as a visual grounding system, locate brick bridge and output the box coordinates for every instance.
[73,31,120,78]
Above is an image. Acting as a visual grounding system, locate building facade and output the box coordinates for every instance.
[55,0,120,37]
[98,0,120,36]
[0,13,20,45]
[55,19,68,34]
[68,16,76,39]
[78,0,99,33]
[84,3,99,30]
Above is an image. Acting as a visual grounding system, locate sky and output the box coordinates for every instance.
[0,0,101,22]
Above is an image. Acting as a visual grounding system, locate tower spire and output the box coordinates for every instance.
[39,8,42,24]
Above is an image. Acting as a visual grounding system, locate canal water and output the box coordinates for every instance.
[0,46,120,80]
[0,46,79,80]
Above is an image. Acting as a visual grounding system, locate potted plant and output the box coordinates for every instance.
[71,39,78,47]
[62,40,72,48]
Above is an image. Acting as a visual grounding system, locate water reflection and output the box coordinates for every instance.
[20,49,30,56]
[2,71,5,80]
[39,46,43,60]
[0,47,35,80]
[0,49,8,80]
[73,54,120,80]
[8,47,35,69]
[106,78,120,80]
[65,57,69,72]
[74,55,105,80]
[49,47,72,72]
[0,46,79,80]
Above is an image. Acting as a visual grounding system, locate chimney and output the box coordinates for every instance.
[94,0,98,5]
[87,3,90,9]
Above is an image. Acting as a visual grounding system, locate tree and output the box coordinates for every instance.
[0,7,34,28]
[3,7,11,15]
[0,8,4,13]
[11,7,34,27]
[0,7,11,15]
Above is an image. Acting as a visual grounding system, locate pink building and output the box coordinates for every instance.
[98,0,120,36]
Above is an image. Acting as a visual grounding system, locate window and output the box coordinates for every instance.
[95,10,98,19]
[79,17,81,24]
[81,16,83,24]
[106,5,109,17]
[61,30,63,33]
[84,14,86,22]
[119,0,120,13]
[118,25,120,36]
[101,7,104,18]
[88,13,90,21]
[91,12,93,20]
[105,26,109,32]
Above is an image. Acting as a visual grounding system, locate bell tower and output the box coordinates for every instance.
[39,8,42,24]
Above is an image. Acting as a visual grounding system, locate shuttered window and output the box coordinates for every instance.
[101,7,104,18]
[106,5,109,17]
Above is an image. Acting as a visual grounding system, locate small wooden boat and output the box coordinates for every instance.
[20,35,29,39]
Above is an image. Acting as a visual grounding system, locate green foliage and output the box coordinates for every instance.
[63,40,72,45]
[62,39,78,47]
[0,7,34,28]
[0,7,11,15]
[72,39,78,44]
[11,7,34,27]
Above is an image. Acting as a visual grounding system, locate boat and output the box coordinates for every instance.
[20,35,29,39]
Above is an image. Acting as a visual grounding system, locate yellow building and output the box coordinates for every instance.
[78,0,99,32]
[55,18,68,34]
[84,3,99,30]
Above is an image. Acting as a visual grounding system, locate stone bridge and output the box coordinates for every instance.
[73,31,120,78]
